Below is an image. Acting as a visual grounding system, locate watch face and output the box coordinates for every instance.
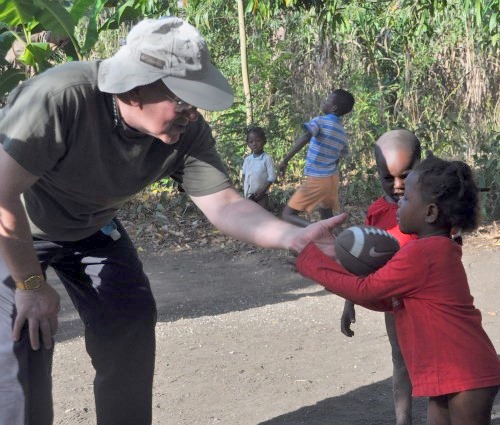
[16,275,44,290]
[26,278,43,289]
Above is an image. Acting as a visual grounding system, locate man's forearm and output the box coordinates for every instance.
[210,198,300,249]
[192,188,301,250]
[192,188,345,256]
[0,146,43,282]
[0,197,43,282]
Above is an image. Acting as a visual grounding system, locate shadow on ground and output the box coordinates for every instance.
[147,249,325,321]
[50,247,500,423]
[259,376,500,425]
[53,248,321,342]
[260,377,428,425]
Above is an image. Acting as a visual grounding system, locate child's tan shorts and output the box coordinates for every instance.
[287,174,340,213]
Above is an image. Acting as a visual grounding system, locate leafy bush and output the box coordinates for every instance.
[1,0,498,222]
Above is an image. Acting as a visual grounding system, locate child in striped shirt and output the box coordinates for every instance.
[278,89,354,227]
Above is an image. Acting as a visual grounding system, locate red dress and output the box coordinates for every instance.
[297,237,500,396]
[364,197,416,313]
[365,197,416,246]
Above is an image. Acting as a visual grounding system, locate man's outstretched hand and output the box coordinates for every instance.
[289,213,347,257]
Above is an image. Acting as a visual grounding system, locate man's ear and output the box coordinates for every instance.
[425,203,439,224]
[118,88,141,107]
[129,88,143,106]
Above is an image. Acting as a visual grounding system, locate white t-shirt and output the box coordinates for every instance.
[241,152,276,198]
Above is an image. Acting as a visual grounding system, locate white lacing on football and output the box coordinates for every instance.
[349,227,365,257]
[363,226,398,242]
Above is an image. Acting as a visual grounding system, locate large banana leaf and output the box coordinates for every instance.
[0,31,16,64]
[17,42,53,70]
[0,68,25,98]
[0,0,35,26]
[81,0,108,53]
[32,0,81,59]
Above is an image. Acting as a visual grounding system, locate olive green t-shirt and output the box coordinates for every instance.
[0,61,231,241]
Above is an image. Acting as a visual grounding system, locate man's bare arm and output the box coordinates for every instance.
[191,187,346,254]
[0,146,42,280]
[0,146,60,350]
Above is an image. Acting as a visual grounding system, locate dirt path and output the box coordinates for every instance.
[51,242,500,424]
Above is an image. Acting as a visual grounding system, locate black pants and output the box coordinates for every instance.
[0,220,157,425]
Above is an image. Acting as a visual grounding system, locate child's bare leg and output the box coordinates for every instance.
[318,207,333,220]
[447,386,499,425]
[385,312,413,425]
[427,386,498,425]
[427,396,451,425]
[282,205,310,227]
[257,194,270,211]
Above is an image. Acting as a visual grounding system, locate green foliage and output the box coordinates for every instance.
[180,0,498,220]
[1,0,498,221]
[0,0,80,64]
[472,137,500,220]
[0,0,180,97]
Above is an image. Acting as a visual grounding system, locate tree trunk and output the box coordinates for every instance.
[237,0,252,125]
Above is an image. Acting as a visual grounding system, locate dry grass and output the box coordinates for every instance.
[118,191,499,256]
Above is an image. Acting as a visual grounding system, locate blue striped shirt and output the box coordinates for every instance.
[303,114,348,177]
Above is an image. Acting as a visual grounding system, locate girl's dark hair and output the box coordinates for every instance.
[246,126,267,143]
[414,154,479,236]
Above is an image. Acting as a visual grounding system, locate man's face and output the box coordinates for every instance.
[128,83,199,144]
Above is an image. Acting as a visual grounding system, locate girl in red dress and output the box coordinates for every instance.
[297,155,500,424]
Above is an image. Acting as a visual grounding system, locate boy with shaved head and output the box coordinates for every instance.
[341,129,421,425]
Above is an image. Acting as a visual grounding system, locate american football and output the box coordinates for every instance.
[334,225,400,276]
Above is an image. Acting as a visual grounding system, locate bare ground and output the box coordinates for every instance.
[50,221,500,425]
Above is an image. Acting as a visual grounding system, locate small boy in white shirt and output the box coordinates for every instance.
[242,127,276,210]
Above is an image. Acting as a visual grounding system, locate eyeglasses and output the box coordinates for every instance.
[164,92,195,112]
